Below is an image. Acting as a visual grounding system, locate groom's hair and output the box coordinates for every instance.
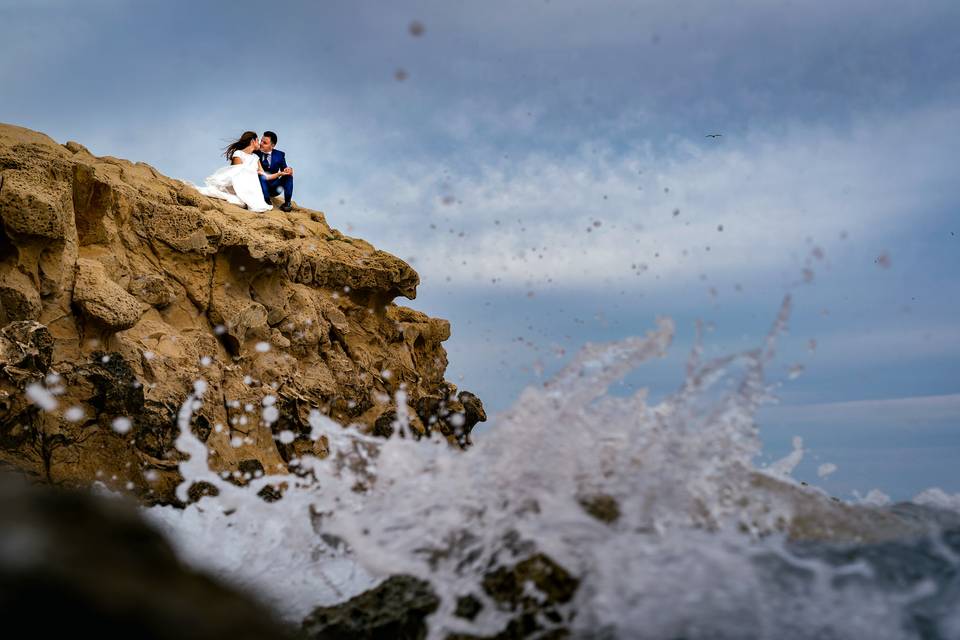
[262,131,278,145]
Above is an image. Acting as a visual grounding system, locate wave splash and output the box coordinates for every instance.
[145,297,960,639]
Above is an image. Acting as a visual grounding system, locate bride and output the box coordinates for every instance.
[196,131,279,213]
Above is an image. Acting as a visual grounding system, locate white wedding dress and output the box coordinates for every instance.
[196,150,271,213]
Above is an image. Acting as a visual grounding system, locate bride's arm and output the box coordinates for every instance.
[257,160,282,180]
[232,156,244,165]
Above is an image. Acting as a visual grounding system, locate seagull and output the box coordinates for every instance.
[705,133,722,138]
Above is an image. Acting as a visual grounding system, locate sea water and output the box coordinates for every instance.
[143,296,960,639]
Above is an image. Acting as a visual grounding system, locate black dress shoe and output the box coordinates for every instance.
[280,202,293,212]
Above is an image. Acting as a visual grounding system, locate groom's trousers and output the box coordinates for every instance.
[259,174,293,205]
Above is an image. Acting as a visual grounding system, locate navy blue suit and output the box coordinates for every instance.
[255,149,293,205]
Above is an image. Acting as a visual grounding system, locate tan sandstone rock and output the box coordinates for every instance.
[74,258,147,330]
[0,123,485,504]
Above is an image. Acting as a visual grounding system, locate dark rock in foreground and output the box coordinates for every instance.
[301,574,439,640]
[0,473,297,639]
[301,553,580,640]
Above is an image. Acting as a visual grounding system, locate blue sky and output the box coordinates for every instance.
[3,0,958,499]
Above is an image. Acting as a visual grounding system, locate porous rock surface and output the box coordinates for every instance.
[0,123,485,504]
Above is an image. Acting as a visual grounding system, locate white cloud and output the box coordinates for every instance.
[324,103,960,290]
[805,325,960,366]
[762,393,960,428]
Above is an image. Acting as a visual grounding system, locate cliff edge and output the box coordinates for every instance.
[0,123,485,503]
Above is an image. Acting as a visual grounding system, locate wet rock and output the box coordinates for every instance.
[83,351,144,416]
[0,321,53,381]
[454,594,483,621]
[373,408,399,438]
[301,574,439,639]
[257,484,284,502]
[458,391,487,425]
[444,553,580,639]
[455,390,487,446]
[238,458,265,478]
[186,480,220,503]
[414,387,486,448]
[481,553,579,618]
[577,493,621,524]
[308,553,580,640]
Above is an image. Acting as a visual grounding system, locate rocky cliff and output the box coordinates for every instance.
[0,123,484,504]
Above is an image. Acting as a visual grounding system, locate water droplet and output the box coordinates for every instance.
[25,383,58,411]
[64,406,85,422]
[112,417,132,434]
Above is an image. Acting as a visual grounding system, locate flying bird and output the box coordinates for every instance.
[705,133,723,138]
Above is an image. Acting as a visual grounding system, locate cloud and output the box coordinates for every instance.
[762,394,960,428]
[2,0,956,499]
[803,325,960,366]
[325,102,960,291]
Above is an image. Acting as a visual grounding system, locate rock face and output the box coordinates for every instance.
[0,123,485,503]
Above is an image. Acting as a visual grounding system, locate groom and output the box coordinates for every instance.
[256,131,294,212]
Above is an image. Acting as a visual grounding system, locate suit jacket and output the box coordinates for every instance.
[256,149,288,176]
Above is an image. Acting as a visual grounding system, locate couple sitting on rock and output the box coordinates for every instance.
[197,130,295,213]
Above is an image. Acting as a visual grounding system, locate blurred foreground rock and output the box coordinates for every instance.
[301,575,439,640]
[0,473,296,639]
[301,553,579,640]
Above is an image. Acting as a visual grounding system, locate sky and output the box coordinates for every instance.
[2,0,958,499]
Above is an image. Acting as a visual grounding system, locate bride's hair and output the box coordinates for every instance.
[223,131,259,161]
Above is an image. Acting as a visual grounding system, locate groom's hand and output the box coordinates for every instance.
[283,167,294,176]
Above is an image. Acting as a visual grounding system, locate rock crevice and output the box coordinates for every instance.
[0,123,484,503]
